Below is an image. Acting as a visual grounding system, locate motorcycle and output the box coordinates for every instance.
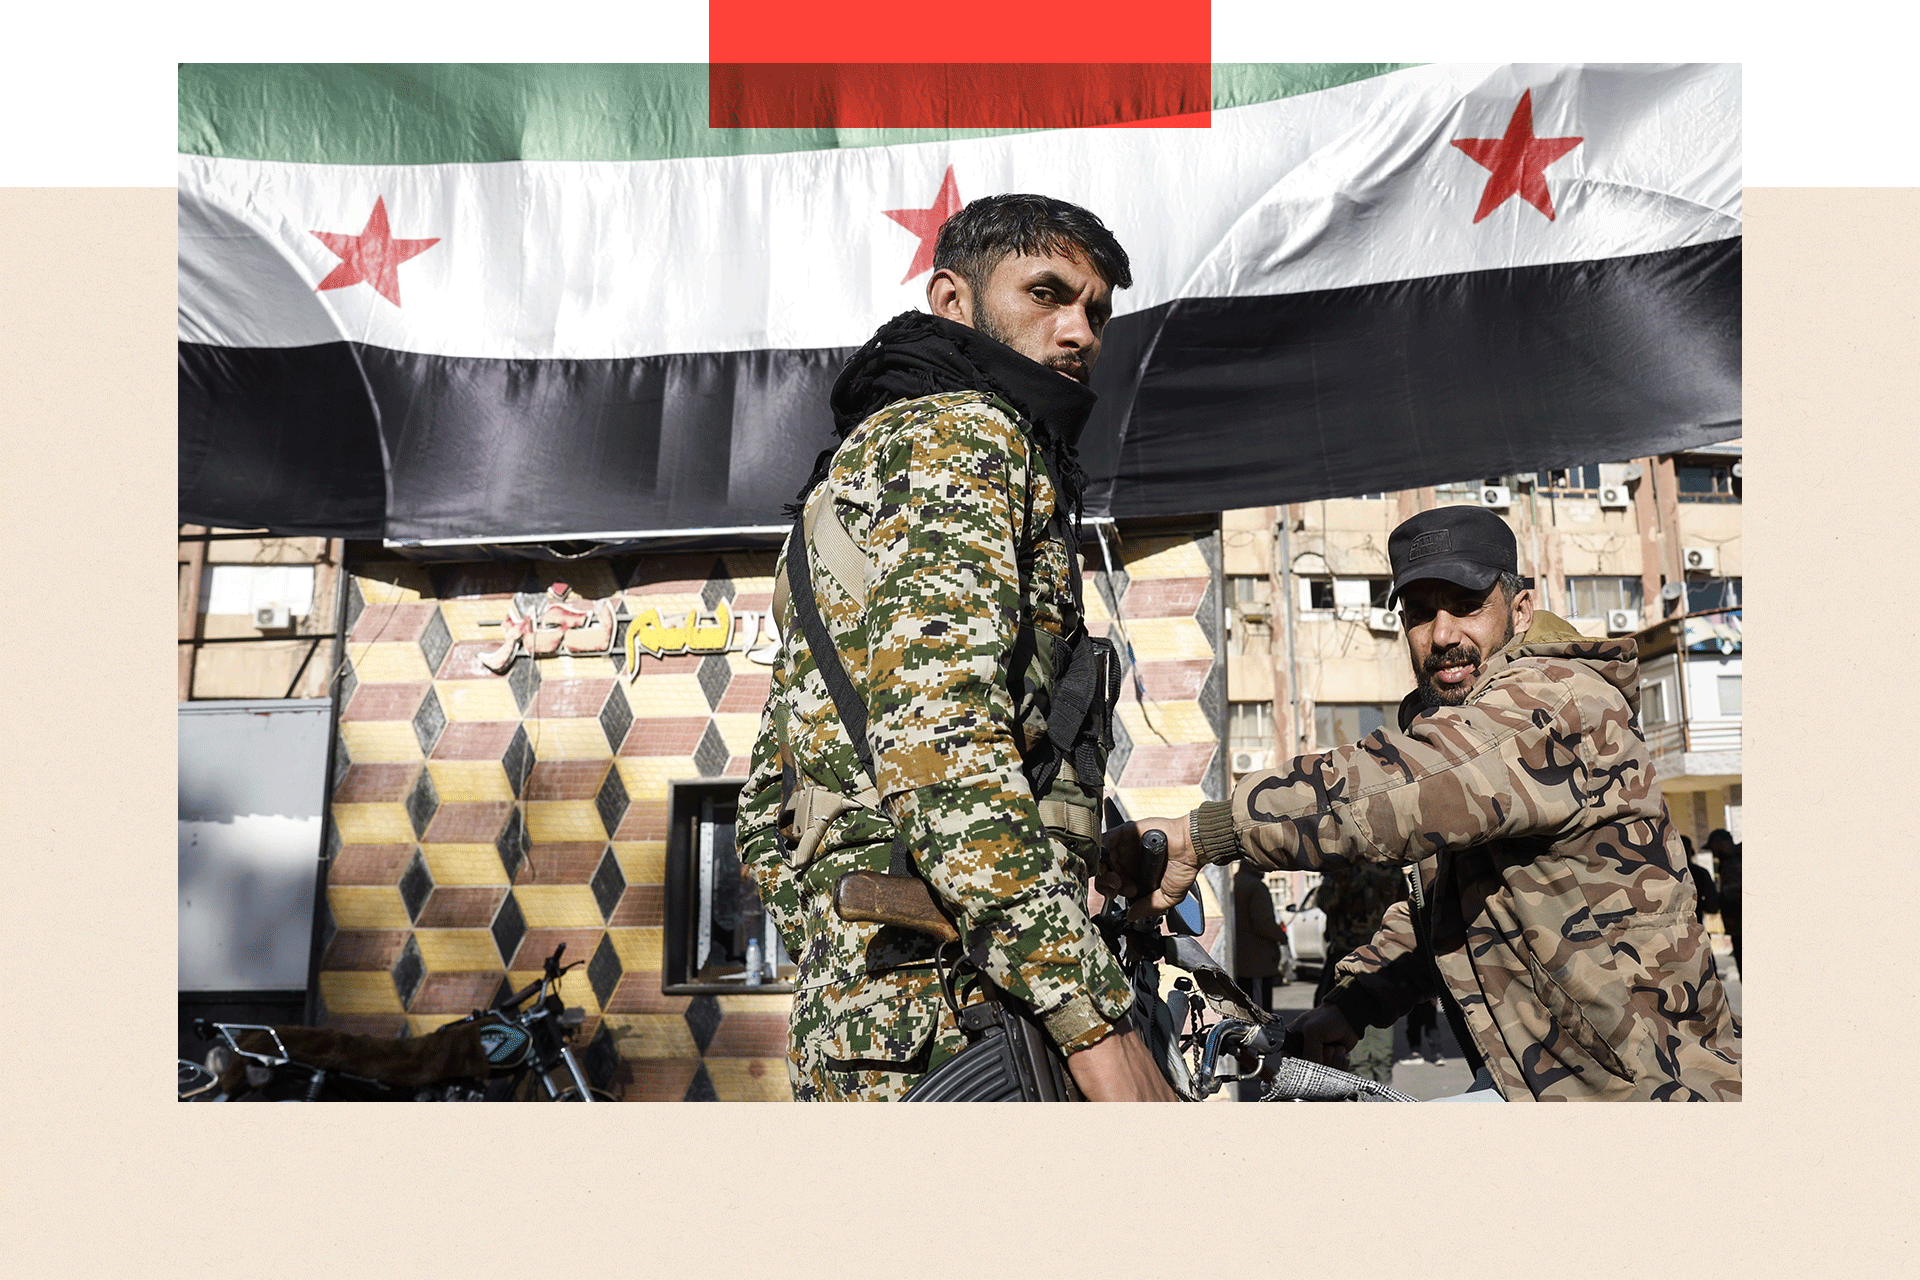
[179,944,609,1102]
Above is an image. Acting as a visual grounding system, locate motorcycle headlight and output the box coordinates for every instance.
[204,1044,233,1076]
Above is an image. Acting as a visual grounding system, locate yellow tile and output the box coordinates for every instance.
[616,673,708,714]
[407,1014,468,1036]
[1081,581,1113,622]
[515,885,605,928]
[1112,786,1210,820]
[420,844,511,886]
[599,1014,699,1059]
[338,721,425,763]
[425,760,512,803]
[319,969,404,1014]
[521,719,614,760]
[623,590,702,615]
[1115,698,1215,745]
[1124,536,1212,579]
[613,757,698,801]
[331,803,416,845]
[414,929,504,971]
[607,927,663,971]
[705,1058,794,1102]
[710,713,763,756]
[354,564,433,604]
[1115,615,1213,662]
[437,679,522,722]
[716,993,794,1015]
[524,801,607,844]
[503,966,600,1014]
[531,652,618,681]
[612,842,667,885]
[327,885,411,929]
[346,641,433,683]
[440,598,509,643]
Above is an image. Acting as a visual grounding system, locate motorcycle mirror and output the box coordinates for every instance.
[1168,889,1204,936]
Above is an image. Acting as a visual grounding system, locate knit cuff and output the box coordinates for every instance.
[1189,800,1242,864]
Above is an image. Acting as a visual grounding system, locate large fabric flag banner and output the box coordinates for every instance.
[178,63,1740,542]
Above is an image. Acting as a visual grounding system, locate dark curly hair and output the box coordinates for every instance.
[932,193,1133,295]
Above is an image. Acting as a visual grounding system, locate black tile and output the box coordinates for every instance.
[696,652,733,710]
[507,645,542,715]
[594,765,629,837]
[490,975,515,1011]
[495,808,529,881]
[418,606,453,677]
[404,767,440,840]
[399,848,434,923]
[590,846,627,922]
[331,733,351,794]
[608,617,630,677]
[584,1023,620,1092]
[1107,713,1133,787]
[318,897,337,959]
[344,574,366,637]
[598,680,634,754]
[323,820,343,869]
[701,557,735,611]
[501,724,533,799]
[683,1063,719,1102]
[684,995,723,1056]
[588,932,622,1008]
[336,657,358,712]
[693,719,729,778]
[491,893,527,968]
[412,686,447,757]
[391,934,425,1009]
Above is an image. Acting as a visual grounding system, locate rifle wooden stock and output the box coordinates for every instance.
[833,870,960,943]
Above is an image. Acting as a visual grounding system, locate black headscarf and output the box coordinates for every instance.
[787,311,1097,518]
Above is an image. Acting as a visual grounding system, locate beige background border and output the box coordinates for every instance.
[0,185,1907,1272]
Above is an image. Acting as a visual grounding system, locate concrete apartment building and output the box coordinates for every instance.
[1219,443,1743,911]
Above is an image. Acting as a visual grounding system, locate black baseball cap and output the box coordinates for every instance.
[1386,505,1519,606]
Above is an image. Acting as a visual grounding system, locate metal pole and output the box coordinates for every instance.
[1278,513,1303,752]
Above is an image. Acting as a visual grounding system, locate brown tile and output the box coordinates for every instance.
[342,681,431,722]
[1115,742,1216,788]
[328,844,415,886]
[1119,577,1209,618]
[527,678,615,720]
[617,1057,701,1101]
[623,557,712,592]
[618,717,710,757]
[633,653,704,675]
[333,762,421,804]
[408,970,506,1015]
[732,591,773,610]
[349,601,438,644]
[437,640,513,681]
[704,1012,788,1059]
[523,759,612,801]
[415,885,510,928]
[608,884,665,928]
[430,720,520,761]
[509,928,606,971]
[321,1013,406,1038]
[321,929,409,971]
[604,970,688,1014]
[724,756,750,777]
[715,672,771,713]
[613,799,668,841]
[422,801,514,843]
[433,564,525,599]
[515,843,605,885]
[1131,659,1212,703]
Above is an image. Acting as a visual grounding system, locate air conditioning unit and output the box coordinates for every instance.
[1683,546,1718,573]
[254,603,292,629]
[1479,485,1511,509]
[1606,609,1641,635]
[1598,483,1630,509]
[1366,608,1400,634]
[1231,750,1269,774]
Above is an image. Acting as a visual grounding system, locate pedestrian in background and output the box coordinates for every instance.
[1233,864,1290,1015]
[1707,829,1742,976]
[1681,835,1721,925]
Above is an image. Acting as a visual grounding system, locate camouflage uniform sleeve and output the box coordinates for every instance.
[1187,663,1597,872]
[736,567,807,962]
[1321,899,1437,1031]
[863,401,1133,1053]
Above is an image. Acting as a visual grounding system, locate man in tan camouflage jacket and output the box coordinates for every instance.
[737,195,1178,1101]
[1105,505,1741,1100]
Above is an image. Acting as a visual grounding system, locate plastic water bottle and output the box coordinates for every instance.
[745,937,764,987]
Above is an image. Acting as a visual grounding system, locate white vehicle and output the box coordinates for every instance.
[1280,884,1327,973]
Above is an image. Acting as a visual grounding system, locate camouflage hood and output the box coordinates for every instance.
[1401,611,1642,729]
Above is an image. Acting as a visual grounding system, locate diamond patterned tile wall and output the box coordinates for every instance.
[323,532,1222,1099]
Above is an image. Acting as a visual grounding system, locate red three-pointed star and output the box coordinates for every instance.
[310,197,440,306]
[884,165,962,284]
[1450,90,1584,224]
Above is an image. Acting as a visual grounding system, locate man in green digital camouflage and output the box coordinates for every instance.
[737,194,1178,1101]
[1106,505,1742,1100]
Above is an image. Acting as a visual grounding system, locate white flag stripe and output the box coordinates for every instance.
[179,63,1739,360]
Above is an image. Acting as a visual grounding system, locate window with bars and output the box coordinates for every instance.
[1300,577,1392,612]
[1677,461,1741,503]
[1312,702,1402,749]
[1228,700,1275,752]
[1564,576,1645,620]
[663,780,795,994]
[1227,575,1273,656]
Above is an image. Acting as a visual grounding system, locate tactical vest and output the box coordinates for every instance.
[770,407,1120,886]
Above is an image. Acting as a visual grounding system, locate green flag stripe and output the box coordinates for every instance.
[178,63,1416,165]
